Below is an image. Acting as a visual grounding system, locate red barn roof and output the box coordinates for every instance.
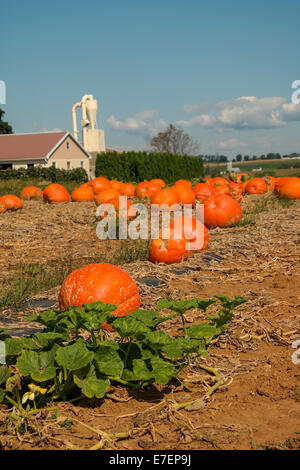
[0,131,68,161]
[0,131,91,162]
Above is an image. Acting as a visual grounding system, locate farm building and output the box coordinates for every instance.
[0,131,92,175]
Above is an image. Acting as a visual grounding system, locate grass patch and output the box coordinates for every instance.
[0,239,151,308]
[236,193,295,228]
[0,257,105,308]
[0,179,80,197]
[109,239,150,264]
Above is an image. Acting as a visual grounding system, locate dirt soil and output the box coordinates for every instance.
[0,195,300,450]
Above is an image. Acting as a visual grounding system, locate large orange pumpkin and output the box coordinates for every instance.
[169,216,209,252]
[149,228,189,264]
[0,195,23,212]
[136,182,149,200]
[213,183,230,196]
[59,263,141,329]
[274,177,291,194]
[150,179,166,188]
[110,180,123,192]
[119,183,136,197]
[193,183,214,202]
[95,188,120,205]
[20,186,43,200]
[136,181,161,200]
[172,185,196,206]
[277,177,300,199]
[90,177,111,194]
[109,197,137,219]
[245,178,268,195]
[151,188,181,210]
[212,177,228,187]
[43,184,70,203]
[174,179,192,189]
[203,194,242,228]
[71,185,95,202]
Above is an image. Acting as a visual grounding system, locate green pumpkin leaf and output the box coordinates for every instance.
[17,349,57,381]
[83,301,117,313]
[25,309,59,329]
[187,323,218,341]
[5,337,40,357]
[150,357,176,384]
[0,365,11,385]
[157,298,217,314]
[73,365,110,398]
[143,331,172,350]
[132,359,153,381]
[110,317,150,338]
[121,368,135,381]
[162,337,200,358]
[93,347,123,377]
[55,341,94,371]
[31,332,67,349]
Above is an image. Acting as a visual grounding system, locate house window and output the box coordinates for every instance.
[0,163,12,170]
[52,161,56,168]
[66,142,70,150]
[27,163,34,168]
[80,161,84,168]
[67,161,71,170]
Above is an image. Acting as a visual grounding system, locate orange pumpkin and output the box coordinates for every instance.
[150,179,166,188]
[274,177,290,194]
[136,182,149,200]
[170,216,209,252]
[95,188,120,205]
[79,182,93,189]
[90,177,111,194]
[213,183,230,196]
[59,263,141,330]
[245,178,268,195]
[172,185,196,206]
[102,197,137,220]
[203,194,242,228]
[277,177,300,199]
[149,228,189,264]
[174,179,192,188]
[151,188,181,210]
[0,194,23,212]
[193,183,214,202]
[145,181,162,199]
[119,183,136,197]
[110,180,123,192]
[71,185,95,202]
[20,186,43,200]
[43,184,70,203]
[212,177,228,186]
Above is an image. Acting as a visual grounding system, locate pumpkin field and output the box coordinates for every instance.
[0,174,299,450]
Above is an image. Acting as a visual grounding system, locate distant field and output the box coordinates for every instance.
[204,158,300,177]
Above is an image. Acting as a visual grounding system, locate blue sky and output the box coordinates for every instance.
[1,0,300,157]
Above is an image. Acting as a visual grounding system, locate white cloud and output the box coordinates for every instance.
[178,96,299,131]
[218,138,247,150]
[281,103,300,122]
[177,114,216,127]
[107,110,167,138]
